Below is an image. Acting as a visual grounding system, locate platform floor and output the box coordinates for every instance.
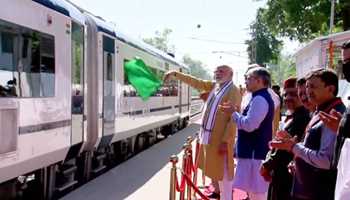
[61,119,248,200]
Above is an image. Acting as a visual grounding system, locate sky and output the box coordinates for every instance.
[69,0,300,84]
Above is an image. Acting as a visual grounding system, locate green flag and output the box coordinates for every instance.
[124,58,162,101]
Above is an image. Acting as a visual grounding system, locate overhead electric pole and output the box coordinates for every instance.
[329,0,336,34]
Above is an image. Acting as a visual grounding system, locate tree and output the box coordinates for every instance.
[143,28,211,80]
[261,0,350,42]
[182,54,211,80]
[143,28,211,95]
[143,28,175,53]
[246,8,282,66]
[182,54,211,95]
[268,54,296,86]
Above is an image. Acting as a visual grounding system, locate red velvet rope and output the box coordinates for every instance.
[182,171,210,200]
[175,158,187,193]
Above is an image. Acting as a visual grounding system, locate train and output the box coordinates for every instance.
[0,0,192,199]
[295,30,350,105]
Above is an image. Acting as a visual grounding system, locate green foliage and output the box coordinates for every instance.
[268,54,296,86]
[246,8,282,66]
[182,54,211,80]
[262,0,350,42]
[182,54,211,96]
[143,28,211,96]
[143,28,175,53]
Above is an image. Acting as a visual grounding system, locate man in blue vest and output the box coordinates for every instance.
[221,66,274,200]
[270,69,346,200]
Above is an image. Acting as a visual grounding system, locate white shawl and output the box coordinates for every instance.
[200,81,233,144]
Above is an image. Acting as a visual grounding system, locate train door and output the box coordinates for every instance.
[71,21,85,147]
[178,68,182,114]
[102,36,115,136]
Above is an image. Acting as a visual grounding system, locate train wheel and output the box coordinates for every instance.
[134,134,145,153]
[0,179,17,200]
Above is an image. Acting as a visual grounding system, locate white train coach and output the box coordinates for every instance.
[295,30,350,105]
[0,0,191,199]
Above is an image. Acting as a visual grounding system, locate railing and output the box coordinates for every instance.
[190,97,203,118]
[169,135,209,200]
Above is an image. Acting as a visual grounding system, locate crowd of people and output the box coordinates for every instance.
[163,39,350,200]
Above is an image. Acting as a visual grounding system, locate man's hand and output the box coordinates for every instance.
[319,109,342,133]
[288,161,296,175]
[269,136,298,152]
[163,70,177,82]
[218,142,228,155]
[275,130,292,141]
[259,165,272,182]
[219,101,239,115]
[199,92,210,102]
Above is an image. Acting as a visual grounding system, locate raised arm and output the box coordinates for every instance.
[164,70,214,92]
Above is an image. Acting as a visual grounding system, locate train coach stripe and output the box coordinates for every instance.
[174,104,190,108]
[122,110,143,116]
[150,106,172,112]
[19,120,71,135]
[32,0,70,17]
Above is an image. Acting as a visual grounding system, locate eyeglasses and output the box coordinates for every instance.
[244,75,258,81]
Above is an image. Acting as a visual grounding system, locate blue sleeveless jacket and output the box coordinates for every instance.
[236,88,274,160]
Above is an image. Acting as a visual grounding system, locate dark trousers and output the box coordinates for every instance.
[267,169,292,200]
[291,198,314,200]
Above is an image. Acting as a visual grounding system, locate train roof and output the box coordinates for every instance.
[33,0,188,70]
[115,30,188,69]
[32,0,85,24]
[84,13,117,38]
[295,30,350,57]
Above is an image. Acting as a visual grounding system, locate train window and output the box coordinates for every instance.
[40,35,55,97]
[0,19,55,98]
[72,22,84,114]
[123,59,130,85]
[122,59,178,97]
[106,53,113,81]
[21,32,55,97]
[0,31,18,97]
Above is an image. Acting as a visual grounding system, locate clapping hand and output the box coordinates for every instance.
[269,135,298,152]
[319,109,342,133]
[275,130,292,141]
[288,161,296,175]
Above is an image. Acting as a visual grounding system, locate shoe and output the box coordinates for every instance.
[206,192,220,199]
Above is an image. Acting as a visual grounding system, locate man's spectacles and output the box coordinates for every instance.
[244,75,258,81]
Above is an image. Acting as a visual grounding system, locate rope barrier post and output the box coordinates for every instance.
[186,136,193,144]
[185,143,193,200]
[192,137,200,197]
[179,143,188,200]
[169,155,178,200]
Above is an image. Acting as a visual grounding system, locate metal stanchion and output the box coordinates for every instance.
[180,143,188,200]
[169,155,178,200]
[186,136,193,144]
[185,143,192,200]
